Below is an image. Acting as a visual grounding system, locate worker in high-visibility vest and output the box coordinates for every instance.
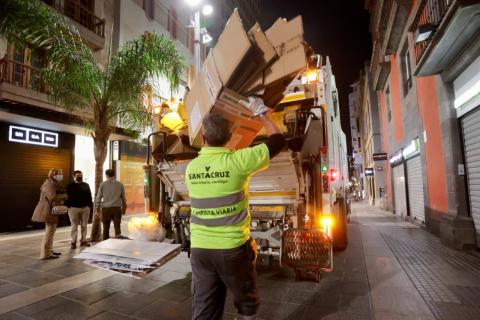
[186,97,286,320]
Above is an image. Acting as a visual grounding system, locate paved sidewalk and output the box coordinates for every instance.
[0,204,479,319]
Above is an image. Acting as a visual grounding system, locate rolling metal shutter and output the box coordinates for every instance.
[462,107,480,247]
[393,164,407,217]
[407,156,425,223]
[0,123,74,231]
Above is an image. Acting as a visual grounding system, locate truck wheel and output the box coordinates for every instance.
[333,198,348,251]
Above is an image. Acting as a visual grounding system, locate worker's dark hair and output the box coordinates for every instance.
[202,113,232,147]
[105,169,115,178]
[73,170,82,176]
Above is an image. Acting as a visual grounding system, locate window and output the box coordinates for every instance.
[401,44,412,96]
[168,7,177,39]
[358,137,362,149]
[143,0,155,20]
[7,44,45,91]
[386,86,392,122]
[333,91,339,117]
[356,118,360,131]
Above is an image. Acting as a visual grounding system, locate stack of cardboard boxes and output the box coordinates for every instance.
[185,10,308,149]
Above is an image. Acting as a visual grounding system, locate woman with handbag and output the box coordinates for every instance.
[32,168,68,260]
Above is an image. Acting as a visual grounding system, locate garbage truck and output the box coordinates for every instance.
[143,54,350,281]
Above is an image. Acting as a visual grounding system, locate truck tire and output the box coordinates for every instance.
[333,198,348,251]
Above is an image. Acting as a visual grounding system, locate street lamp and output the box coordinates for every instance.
[185,0,213,78]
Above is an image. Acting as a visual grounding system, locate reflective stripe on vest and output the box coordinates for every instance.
[190,190,245,209]
[191,209,248,226]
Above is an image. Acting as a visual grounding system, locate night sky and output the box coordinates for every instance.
[207,0,372,154]
[259,0,372,154]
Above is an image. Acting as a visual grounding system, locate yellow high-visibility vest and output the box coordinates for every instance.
[185,145,269,249]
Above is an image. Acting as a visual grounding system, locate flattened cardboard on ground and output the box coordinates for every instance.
[266,16,304,56]
[212,9,252,87]
[74,239,181,278]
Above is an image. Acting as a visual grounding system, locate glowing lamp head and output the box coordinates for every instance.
[320,215,334,237]
[307,70,318,83]
[321,165,328,172]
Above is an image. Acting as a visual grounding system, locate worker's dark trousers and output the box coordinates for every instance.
[190,238,259,320]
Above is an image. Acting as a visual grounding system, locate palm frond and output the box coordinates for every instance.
[104,33,186,131]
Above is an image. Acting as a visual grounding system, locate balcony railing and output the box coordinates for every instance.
[411,0,452,65]
[42,0,105,38]
[0,57,46,92]
[378,0,394,46]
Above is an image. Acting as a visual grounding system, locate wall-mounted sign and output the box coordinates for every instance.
[373,153,388,161]
[402,138,420,159]
[365,168,374,176]
[389,151,403,166]
[112,141,119,161]
[9,125,58,147]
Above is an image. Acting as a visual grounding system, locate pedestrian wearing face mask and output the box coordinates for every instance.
[65,170,93,249]
[32,168,67,260]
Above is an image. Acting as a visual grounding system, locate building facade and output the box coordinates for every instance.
[0,0,193,231]
[348,81,364,197]
[0,0,116,231]
[356,64,388,208]
[111,0,194,215]
[363,0,479,249]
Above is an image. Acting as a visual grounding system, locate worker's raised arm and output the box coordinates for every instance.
[240,97,286,158]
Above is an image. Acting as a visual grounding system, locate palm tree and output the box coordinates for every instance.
[0,0,186,240]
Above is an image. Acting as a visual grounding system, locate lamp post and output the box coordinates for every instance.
[194,10,201,77]
[186,0,213,78]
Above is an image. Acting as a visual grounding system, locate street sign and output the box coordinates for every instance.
[365,168,374,176]
[389,151,403,166]
[373,153,388,161]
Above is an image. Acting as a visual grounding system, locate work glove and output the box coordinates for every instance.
[239,96,269,117]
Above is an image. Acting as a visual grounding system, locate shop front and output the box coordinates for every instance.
[390,151,407,218]
[454,55,480,247]
[0,121,74,231]
[113,140,148,215]
[403,139,425,224]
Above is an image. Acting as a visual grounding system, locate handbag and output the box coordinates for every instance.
[45,196,68,216]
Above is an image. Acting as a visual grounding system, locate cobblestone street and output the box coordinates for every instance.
[0,203,479,319]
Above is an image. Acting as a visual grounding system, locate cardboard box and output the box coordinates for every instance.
[185,75,211,148]
[266,16,304,56]
[264,45,306,86]
[186,51,263,149]
[232,23,278,93]
[242,17,306,96]
[185,11,307,150]
[212,9,252,87]
[212,89,263,149]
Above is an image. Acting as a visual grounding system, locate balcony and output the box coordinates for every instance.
[370,41,391,90]
[411,0,480,77]
[0,57,54,109]
[42,0,105,50]
[373,0,413,55]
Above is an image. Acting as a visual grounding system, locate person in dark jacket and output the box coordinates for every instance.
[66,170,93,249]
